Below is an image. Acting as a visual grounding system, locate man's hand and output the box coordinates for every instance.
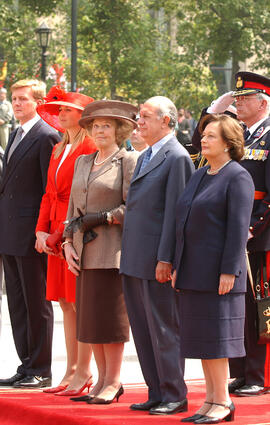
[171,269,177,288]
[218,273,235,295]
[156,261,172,283]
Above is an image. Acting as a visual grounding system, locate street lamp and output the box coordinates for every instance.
[35,22,52,82]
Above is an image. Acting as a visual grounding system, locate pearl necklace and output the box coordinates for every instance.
[207,159,232,175]
[94,150,119,166]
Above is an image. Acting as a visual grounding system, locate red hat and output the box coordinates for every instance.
[232,72,270,97]
[37,86,94,132]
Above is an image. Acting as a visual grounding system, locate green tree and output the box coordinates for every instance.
[71,0,216,115]
[158,0,270,88]
[0,1,67,89]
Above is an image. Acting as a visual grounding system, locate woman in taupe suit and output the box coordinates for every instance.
[63,100,138,404]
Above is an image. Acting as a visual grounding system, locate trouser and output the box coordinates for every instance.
[229,251,270,387]
[122,274,187,403]
[2,253,53,377]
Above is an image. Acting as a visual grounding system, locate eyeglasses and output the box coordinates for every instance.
[234,95,259,103]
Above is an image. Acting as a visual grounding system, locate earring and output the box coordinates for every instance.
[224,148,229,152]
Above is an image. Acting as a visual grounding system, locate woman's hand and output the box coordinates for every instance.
[64,242,80,276]
[35,231,54,255]
[218,273,235,295]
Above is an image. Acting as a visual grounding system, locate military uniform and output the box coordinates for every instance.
[229,72,270,394]
[0,99,13,150]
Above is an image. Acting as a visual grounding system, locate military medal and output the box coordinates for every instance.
[258,150,265,160]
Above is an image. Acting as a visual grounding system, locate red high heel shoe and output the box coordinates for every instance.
[55,376,93,397]
[43,384,68,394]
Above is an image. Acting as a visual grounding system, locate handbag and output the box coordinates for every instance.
[246,252,270,344]
[46,229,63,254]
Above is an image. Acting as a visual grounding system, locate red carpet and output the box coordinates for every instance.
[0,380,270,425]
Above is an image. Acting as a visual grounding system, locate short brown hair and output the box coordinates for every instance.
[199,114,244,162]
[87,118,134,146]
[11,79,46,101]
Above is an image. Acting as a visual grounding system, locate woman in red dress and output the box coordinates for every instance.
[35,86,96,394]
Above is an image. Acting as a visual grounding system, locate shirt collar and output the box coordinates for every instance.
[248,116,268,135]
[21,114,40,137]
[151,132,173,158]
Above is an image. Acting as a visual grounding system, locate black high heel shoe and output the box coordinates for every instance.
[87,385,124,404]
[70,394,94,402]
[181,401,213,423]
[194,402,235,424]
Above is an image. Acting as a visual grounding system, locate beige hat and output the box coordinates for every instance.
[79,100,138,129]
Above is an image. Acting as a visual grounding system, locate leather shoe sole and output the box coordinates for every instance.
[130,400,161,411]
[149,399,188,415]
[13,376,52,389]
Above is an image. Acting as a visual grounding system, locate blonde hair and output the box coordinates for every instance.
[54,128,88,158]
[11,79,46,100]
[87,118,134,146]
[199,114,245,162]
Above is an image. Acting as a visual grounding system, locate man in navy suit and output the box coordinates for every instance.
[229,72,270,396]
[0,80,60,388]
[120,96,194,415]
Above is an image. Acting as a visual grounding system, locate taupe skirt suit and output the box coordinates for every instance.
[64,148,138,343]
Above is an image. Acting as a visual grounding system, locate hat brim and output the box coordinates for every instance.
[79,113,137,129]
[37,102,85,133]
[232,88,264,97]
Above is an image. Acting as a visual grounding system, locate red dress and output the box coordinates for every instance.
[36,137,96,302]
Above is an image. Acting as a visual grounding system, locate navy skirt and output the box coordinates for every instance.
[179,290,246,359]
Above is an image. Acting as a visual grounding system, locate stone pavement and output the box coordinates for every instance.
[0,295,203,385]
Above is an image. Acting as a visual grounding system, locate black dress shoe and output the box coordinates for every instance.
[130,400,161,411]
[181,413,204,422]
[194,402,235,424]
[228,377,245,394]
[0,373,26,386]
[234,384,269,396]
[149,399,188,415]
[13,375,52,389]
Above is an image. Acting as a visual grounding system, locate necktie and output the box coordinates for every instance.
[243,128,251,141]
[7,127,24,162]
[139,147,152,172]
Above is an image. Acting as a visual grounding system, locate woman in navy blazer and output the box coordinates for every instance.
[173,114,254,424]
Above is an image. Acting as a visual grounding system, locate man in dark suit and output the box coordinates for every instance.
[229,72,270,396]
[0,79,60,388]
[120,96,194,415]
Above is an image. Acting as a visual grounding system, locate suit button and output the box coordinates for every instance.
[8,215,12,219]
[83,189,87,193]
[15,175,18,179]
[9,194,13,199]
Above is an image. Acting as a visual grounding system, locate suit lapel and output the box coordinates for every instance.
[87,148,125,186]
[1,120,43,191]
[178,167,208,228]
[131,138,175,183]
